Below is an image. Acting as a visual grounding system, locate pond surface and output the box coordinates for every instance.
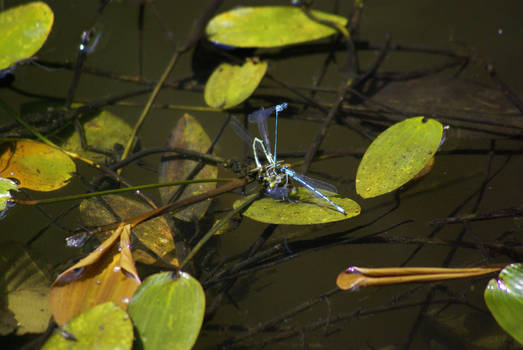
[1,0,522,349]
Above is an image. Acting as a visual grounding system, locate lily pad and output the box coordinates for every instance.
[206,6,348,48]
[80,195,179,267]
[0,242,51,335]
[42,302,133,350]
[0,177,18,215]
[159,114,217,222]
[356,117,443,198]
[0,140,75,191]
[128,271,205,350]
[484,263,523,345]
[204,59,267,109]
[0,2,54,70]
[61,108,133,163]
[233,187,360,225]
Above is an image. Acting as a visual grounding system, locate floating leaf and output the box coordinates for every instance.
[0,2,54,70]
[356,117,443,198]
[80,195,179,266]
[337,266,502,291]
[206,6,348,48]
[233,187,360,225]
[0,177,18,215]
[60,108,133,163]
[49,225,141,326]
[204,59,267,109]
[0,242,51,335]
[0,140,75,191]
[159,114,217,222]
[484,263,523,345]
[128,271,205,350]
[42,302,133,350]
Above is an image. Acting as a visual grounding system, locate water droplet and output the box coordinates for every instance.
[135,190,141,195]
[497,28,503,35]
[95,280,101,285]
[113,265,121,272]
[121,297,130,304]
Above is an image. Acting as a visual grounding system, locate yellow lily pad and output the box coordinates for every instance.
[204,59,267,109]
[0,140,75,192]
[233,187,360,225]
[0,2,54,70]
[356,117,443,198]
[206,6,348,48]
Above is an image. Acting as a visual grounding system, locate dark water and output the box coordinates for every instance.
[1,0,522,349]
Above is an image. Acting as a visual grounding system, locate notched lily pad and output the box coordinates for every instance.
[484,263,523,345]
[128,271,205,350]
[42,302,133,350]
[204,59,267,109]
[206,6,348,48]
[0,2,54,70]
[0,140,75,192]
[80,195,179,266]
[356,117,443,198]
[233,187,360,225]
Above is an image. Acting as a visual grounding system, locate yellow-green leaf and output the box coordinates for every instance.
[485,264,523,345]
[233,187,360,225]
[159,114,217,222]
[204,59,267,109]
[356,117,443,198]
[61,108,133,163]
[42,302,133,350]
[206,6,348,48]
[0,140,75,191]
[0,177,18,215]
[0,2,54,70]
[128,271,205,350]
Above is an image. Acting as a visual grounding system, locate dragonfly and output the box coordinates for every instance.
[232,103,346,215]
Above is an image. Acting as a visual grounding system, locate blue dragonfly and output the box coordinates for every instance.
[232,103,346,215]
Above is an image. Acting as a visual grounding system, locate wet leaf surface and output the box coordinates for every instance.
[484,263,523,345]
[233,187,360,225]
[204,59,267,109]
[42,302,133,350]
[0,242,51,335]
[206,6,347,48]
[159,114,217,222]
[80,195,179,266]
[128,271,205,350]
[49,225,141,326]
[0,2,54,70]
[0,140,75,191]
[356,117,443,198]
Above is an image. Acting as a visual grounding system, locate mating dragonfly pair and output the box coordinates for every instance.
[232,103,346,215]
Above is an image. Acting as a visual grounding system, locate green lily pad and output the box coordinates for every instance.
[233,187,360,225]
[0,140,75,192]
[484,263,523,345]
[159,114,217,221]
[206,6,348,48]
[0,242,51,335]
[61,108,133,163]
[128,271,205,350]
[204,59,267,109]
[42,302,133,350]
[356,117,443,198]
[0,177,18,214]
[0,2,54,70]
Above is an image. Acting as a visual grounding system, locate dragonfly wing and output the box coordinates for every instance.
[230,116,253,145]
[293,173,338,194]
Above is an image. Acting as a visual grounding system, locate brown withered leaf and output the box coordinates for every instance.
[80,195,179,267]
[159,113,217,221]
[49,225,141,326]
[336,266,502,291]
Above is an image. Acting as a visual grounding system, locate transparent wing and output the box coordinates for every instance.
[229,115,253,145]
[248,106,276,154]
[289,172,338,194]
